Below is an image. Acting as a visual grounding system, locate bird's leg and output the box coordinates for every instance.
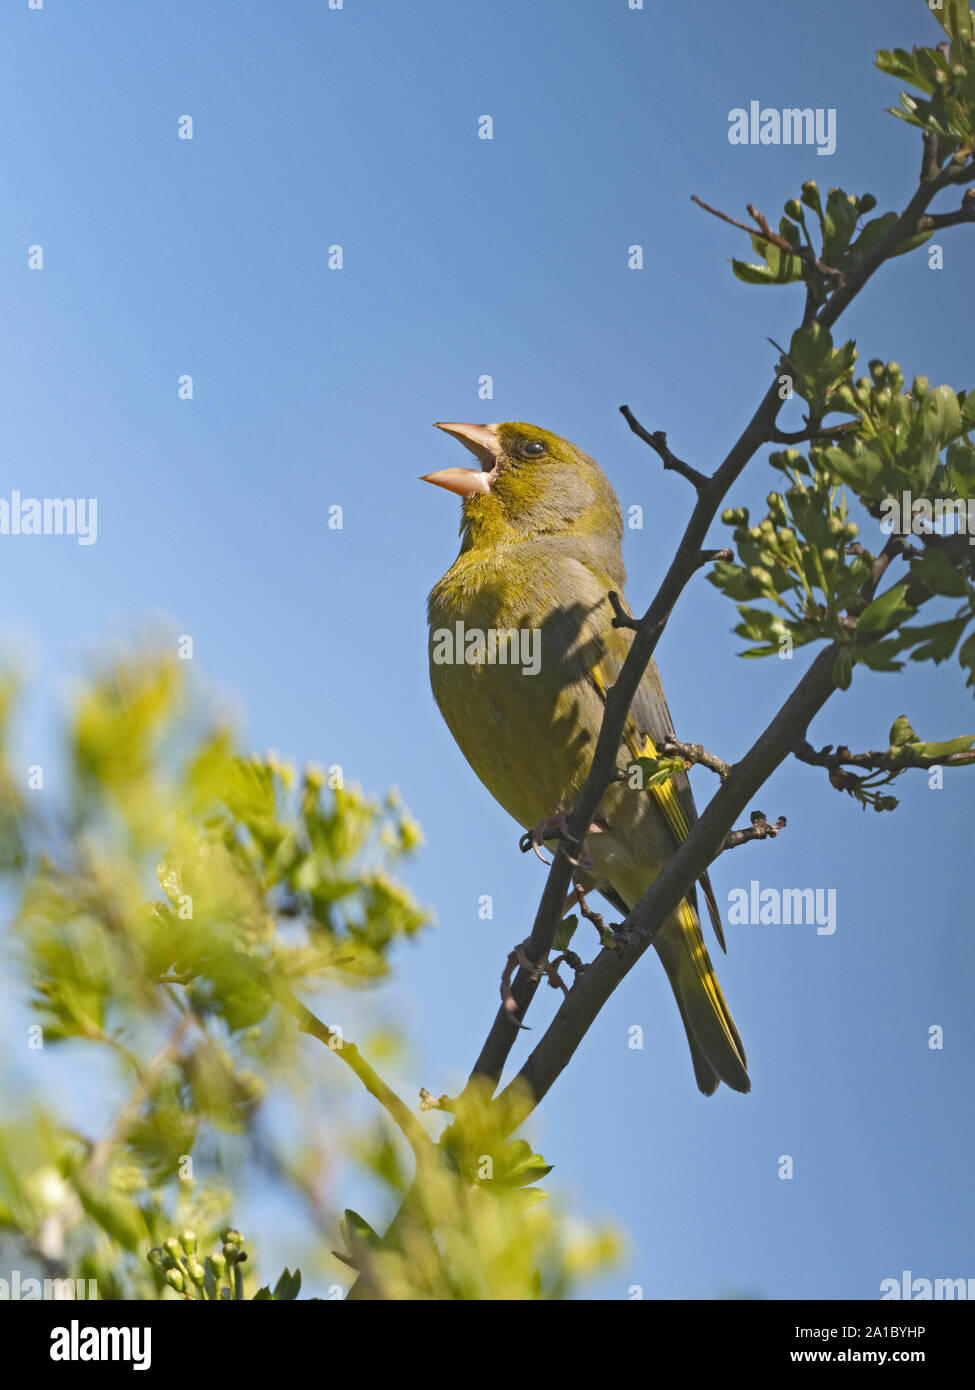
[501,940,570,1019]
[519,811,600,869]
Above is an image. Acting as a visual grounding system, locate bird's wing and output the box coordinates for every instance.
[583,576,726,952]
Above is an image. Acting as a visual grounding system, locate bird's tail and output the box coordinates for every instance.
[654,899,750,1095]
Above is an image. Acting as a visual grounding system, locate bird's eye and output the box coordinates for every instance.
[521,440,547,457]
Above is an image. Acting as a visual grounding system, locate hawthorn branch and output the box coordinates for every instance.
[620,406,709,491]
[817,156,971,329]
[495,643,842,1130]
[794,739,975,777]
[945,156,975,186]
[691,195,846,284]
[919,199,975,232]
[356,125,975,1303]
[468,124,970,1107]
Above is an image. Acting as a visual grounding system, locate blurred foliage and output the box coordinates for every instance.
[0,653,619,1299]
[343,1081,620,1301]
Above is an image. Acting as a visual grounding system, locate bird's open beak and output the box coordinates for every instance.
[421,422,501,496]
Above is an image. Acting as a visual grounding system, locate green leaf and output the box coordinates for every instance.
[932,0,974,42]
[945,440,975,497]
[854,638,906,672]
[958,388,975,434]
[912,736,975,760]
[631,755,685,788]
[832,650,854,690]
[916,385,962,447]
[888,226,934,258]
[849,210,898,261]
[857,581,914,634]
[271,1266,302,1300]
[821,443,884,496]
[959,630,975,689]
[553,914,578,952]
[789,323,833,376]
[889,716,918,747]
[912,546,969,598]
[731,255,801,286]
[822,189,859,261]
[907,616,970,663]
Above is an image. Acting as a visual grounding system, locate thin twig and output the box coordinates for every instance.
[794,739,975,776]
[770,420,859,444]
[658,737,731,780]
[607,590,639,630]
[619,406,709,491]
[691,195,846,284]
[721,810,787,851]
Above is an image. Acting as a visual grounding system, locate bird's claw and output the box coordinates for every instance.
[501,940,570,1020]
[519,811,596,870]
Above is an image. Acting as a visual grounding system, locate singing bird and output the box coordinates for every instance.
[422,420,749,1095]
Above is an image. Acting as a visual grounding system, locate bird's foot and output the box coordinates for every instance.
[501,940,570,1020]
[519,811,598,869]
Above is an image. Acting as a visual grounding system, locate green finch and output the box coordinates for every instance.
[422,420,749,1095]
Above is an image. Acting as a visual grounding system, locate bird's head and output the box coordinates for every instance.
[421,421,622,549]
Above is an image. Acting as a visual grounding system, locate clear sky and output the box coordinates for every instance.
[2,0,973,1299]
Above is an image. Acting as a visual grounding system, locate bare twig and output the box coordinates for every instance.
[721,810,787,851]
[607,590,639,630]
[691,195,846,284]
[619,407,709,491]
[770,419,859,445]
[573,883,620,947]
[695,547,734,568]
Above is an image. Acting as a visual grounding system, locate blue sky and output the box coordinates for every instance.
[2,0,973,1299]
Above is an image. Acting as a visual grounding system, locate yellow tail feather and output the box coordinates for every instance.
[655,900,750,1095]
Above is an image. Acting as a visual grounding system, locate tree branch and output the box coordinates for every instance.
[817,160,965,329]
[495,643,841,1130]
[619,406,709,490]
[466,125,975,1116]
